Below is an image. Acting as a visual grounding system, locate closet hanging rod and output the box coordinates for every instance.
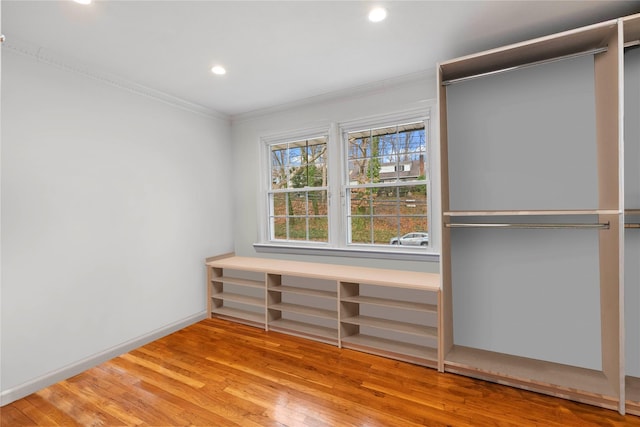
[626,223,640,229]
[441,46,608,86]
[446,222,610,229]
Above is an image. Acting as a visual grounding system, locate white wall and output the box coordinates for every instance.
[230,73,439,273]
[1,50,234,403]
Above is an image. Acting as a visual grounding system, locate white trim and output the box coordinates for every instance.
[3,37,227,120]
[269,186,329,194]
[328,122,345,246]
[0,311,207,407]
[253,242,440,262]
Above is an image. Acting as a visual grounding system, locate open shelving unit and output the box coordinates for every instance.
[439,15,629,413]
[206,255,440,368]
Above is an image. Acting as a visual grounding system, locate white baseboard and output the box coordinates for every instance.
[0,311,208,406]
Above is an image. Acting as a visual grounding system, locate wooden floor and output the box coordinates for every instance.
[2,318,639,427]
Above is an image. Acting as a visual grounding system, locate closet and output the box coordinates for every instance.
[439,16,633,413]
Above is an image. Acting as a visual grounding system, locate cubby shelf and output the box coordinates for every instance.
[212,275,264,289]
[211,306,264,326]
[268,285,337,299]
[340,295,436,312]
[212,292,263,307]
[268,319,338,343]
[268,303,337,320]
[341,315,436,338]
[341,334,437,366]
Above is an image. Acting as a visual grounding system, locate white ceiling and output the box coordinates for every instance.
[3,1,640,117]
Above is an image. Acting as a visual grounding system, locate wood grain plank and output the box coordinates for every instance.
[21,394,84,427]
[8,398,61,426]
[3,318,639,426]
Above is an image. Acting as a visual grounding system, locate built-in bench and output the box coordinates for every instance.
[206,255,441,369]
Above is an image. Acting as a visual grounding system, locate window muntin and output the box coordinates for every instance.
[268,136,328,243]
[345,121,429,247]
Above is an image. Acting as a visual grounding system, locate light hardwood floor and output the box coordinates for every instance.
[2,318,639,426]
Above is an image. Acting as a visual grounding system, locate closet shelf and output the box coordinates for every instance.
[212,307,264,325]
[268,318,338,343]
[212,292,263,307]
[439,19,616,83]
[268,285,337,299]
[341,334,437,363]
[268,302,337,320]
[445,346,618,408]
[211,275,264,289]
[341,295,437,312]
[341,315,437,338]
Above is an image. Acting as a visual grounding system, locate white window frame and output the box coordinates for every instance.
[255,108,437,261]
[340,112,433,252]
[260,127,331,247]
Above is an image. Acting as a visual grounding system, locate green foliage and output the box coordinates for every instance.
[413,175,427,195]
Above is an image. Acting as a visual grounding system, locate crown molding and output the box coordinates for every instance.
[230,68,437,124]
[3,36,229,121]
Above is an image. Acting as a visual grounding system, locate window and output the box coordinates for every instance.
[268,136,329,242]
[260,110,433,258]
[344,121,429,247]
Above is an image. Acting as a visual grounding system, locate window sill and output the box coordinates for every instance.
[253,243,440,262]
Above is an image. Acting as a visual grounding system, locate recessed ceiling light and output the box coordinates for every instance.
[73,0,92,4]
[211,65,226,75]
[368,7,387,23]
